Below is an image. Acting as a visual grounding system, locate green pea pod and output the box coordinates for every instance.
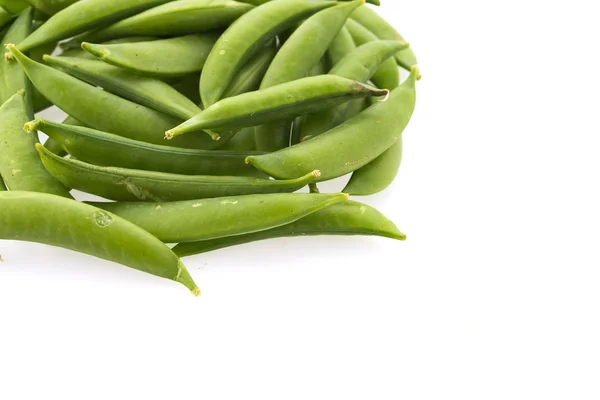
[81,33,219,78]
[16,0,173,52]
[0,6,13,30]
[351,5,417,71]
[36,143,320,202]
[327,26,355,67]
[44,55,201,119]
[1,7,33,115]
[345,18,399,90]
[66,0,254,47]
[0,191,199,295]
[246,66,418,182]
[0,91,71,196]
[59,35,159,59]
[222,41,277,99]
[43,115,83,156]
[89,192,349,243]
[7,44,218,150]
[200,0,334,108]
[218,127,256,151]
[27,118,265,177]
[22,0,79,15]
[255,0,362,152]
[0,0,29,14]
[173,201,405,257]
[166,76,388,140]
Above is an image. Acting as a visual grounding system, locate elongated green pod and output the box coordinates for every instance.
[0,0,29,14]
[0,191,199,295]
[7,44,217,150]
[22,0,80,15]
[218,127,256,151]
[27,118,264,177]
[167,76,388,139]
[59,35,159,59]
[222,41,277,98]
[327,26,355,67]
[36,144,320,202]
[89,192,349,243]
[0,91,71,196]
[200,0,334,108]
[44,115,83,156]
[67,0,253,46]
[173,201,405,257]
[44,55,201,119]
[17,0,173,52]
[246,67,417,182]
[81,34,218,78]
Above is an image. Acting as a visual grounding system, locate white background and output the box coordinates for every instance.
[1,1,600,399]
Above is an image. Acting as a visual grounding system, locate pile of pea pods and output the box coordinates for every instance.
[0,0,419,295]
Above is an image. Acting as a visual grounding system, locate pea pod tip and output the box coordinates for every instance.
[24,119,42,133]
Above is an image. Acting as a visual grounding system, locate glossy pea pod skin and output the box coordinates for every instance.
[28,118,265,177]
[67,0,254,47]
[36,144,320,202]
[81,33,219,78]
[43,115,82,156]
[59,35,159,59]
[246,66,418,182]
[200,0,335,108]
[166,76,388,139]
[351,5,417,71]
[89,192,349,243]
[22,0,80,15]
[0,92,71,196]
[7,44,219,150]
[327,25,355,67]
[255,0,362,152]
[0,191,199,295]
[222,40,277,99]
[16,0,173,52]
[173,201,405,257]
[44,55,201,120]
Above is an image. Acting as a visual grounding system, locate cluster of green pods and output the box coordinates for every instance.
[0,0,418,295]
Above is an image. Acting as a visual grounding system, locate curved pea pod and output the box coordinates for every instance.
[246,66,418,182]
[351,5,417,71]
[7,44,217,150]
[222,41,277,99]
[44,115,83,156]
[59,35,159,59]
[89,192,349,243]
[327,26,355,67]
[173,201,405,257]
[44,55,201,119]
[200,0,335,108]
[16,0,173,52]
[166,76,389,140]
[36,144,320,202]
[21,0,79,15]
[0,92,71,196]
[81,34,218,78]
[0,191,199,295]
[27,118,264,177]
[67,0,254,47]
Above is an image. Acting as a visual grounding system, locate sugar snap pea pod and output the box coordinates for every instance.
[351,5,417,71]
[0,92,70,196]
[7,44,218,150]
[66,0,254,48]
[246,66,417,182]
[81,34,218,78]
[200,0,335,108]
[166,76,388,140]
[0,0,28,14]
[43,115,83,156]
[44,55,201,120]
[0,191,199,295]
[327,26,355,67]
[36,144,319,202]
[173,201,405,257]
[222,41,277,99]
[22,0,79,15]
[59,35,159,59]
[218,127,256,151]
[1,7,32,114]
[28,118,264,177]
[89,192,348,243]
[345,18,399,91]
[16,0,173,52]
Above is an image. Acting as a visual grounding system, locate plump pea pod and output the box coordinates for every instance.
[345,18,399,90]
[351,5,417,71]
[167,76,388,140]
[43,115,83,156]
[89,192,349,243]
[16,0,173,52]
[36,143,320,202]
[222,41,277,99]
[59,35,158,59]
[7,44,218,150]
[22,0,79,15]
[255,0,362,152]
[0,191,199,295]
[0,6,12,30]
[0,91,70,196]
[327,26,355,67]
[200,0,334,108]
[1,7,33,115]
[28,118,265,177]
[44,55,201,119]
[66,0,254,48]
[173,201,405,257]
[246,66,417,182]
[81,34,218,78]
